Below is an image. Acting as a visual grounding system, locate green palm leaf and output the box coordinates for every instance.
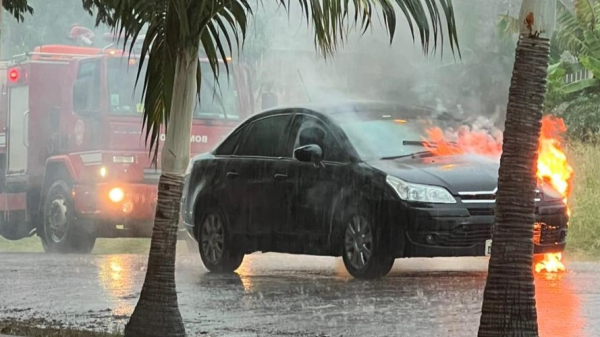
[554,0,600,56]
[562,77,599,94]
[4,0,33,21]
[579,54,600,77]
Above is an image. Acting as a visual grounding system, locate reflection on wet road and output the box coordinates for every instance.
[1,251,599,336]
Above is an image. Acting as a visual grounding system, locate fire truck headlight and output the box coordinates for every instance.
[109,187,125,203]
[99,166,108,178]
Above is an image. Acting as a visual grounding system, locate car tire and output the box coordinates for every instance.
[341,208,394,279]
[41,180,96,254]
[197,209,244,273]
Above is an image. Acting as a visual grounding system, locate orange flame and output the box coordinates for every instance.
[423,126,502,157]
[535,116,572,274]
[424,116,573,273]
[535,252,566,273]
[537,116,574,207]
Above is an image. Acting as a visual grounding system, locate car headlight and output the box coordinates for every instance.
[386,176,456,204]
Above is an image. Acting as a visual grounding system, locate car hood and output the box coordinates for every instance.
[367,154,500,195]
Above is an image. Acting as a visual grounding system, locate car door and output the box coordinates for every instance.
[206,125,250,237]
[233,112,293,250]
[281,112,351,252]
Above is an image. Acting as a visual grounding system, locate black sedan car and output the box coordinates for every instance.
[181,102,569,279]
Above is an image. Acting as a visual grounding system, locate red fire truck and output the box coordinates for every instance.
[0,42,255,253]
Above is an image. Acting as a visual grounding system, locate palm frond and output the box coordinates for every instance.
[287,0,459,57]
[140,4,176,164]
[4,0,33,21]
[576,0,596,30]
[81,0,117,26]
[96,0,175,162]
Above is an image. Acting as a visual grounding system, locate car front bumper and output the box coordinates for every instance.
[402,201,568,258]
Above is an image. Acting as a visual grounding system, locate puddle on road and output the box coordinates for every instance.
[536,272,585,337]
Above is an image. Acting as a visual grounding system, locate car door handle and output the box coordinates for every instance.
[226,171,239,179]
[274,173,288,180]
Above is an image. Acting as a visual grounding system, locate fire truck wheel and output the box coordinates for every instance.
[41,180,96,254]
[197,209,244,273]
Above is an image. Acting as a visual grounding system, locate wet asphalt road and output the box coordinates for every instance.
[1,249,599,337]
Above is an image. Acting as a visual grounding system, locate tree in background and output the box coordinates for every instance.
[2,0,98,59]
[547,0,600,141]
[1,0,33,58]
[239,7,272,109]
[81,0,459,336]
[2,0,32,21]
[499,0,600,141]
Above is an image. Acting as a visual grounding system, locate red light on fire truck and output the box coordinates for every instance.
[8,68,20,83]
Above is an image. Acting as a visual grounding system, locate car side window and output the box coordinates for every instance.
[214,126,247,156]
[292,114,348,162]
[236,114,292,157]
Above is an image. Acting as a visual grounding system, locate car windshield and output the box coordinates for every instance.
[337,115,435,160]
[107,58,240,120]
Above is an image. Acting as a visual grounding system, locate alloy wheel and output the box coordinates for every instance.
[344,215,373,270]
[200,214,225,265]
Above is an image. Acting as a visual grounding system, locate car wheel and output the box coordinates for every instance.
[197,210,244,273]
[42,180,96,254]
[342,212,394,279]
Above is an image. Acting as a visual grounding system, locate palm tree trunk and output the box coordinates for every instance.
[125,49,198,337]
[477,34,550,337]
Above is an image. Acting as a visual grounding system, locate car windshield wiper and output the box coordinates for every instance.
[379,139,457,160]
[380,151,434,160]
[402,140,427,146]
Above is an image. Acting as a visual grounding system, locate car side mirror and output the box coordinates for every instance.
[294,144,324,167]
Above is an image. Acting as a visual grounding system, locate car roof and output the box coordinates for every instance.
[254,100,461,123]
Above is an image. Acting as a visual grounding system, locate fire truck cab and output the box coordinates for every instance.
[0,43,254,253]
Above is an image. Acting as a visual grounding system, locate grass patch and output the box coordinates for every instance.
[0,319,121,336]
[0,237,152,255]
[0,236,44,253]
[0,236,151,254]
[565,141,600,257]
